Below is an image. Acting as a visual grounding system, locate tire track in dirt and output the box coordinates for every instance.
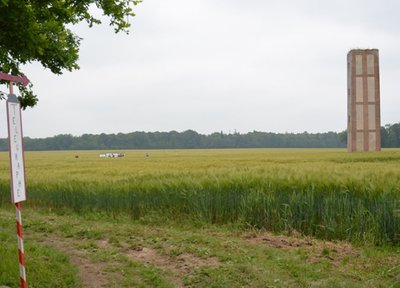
[34,233,221,288]
[97,239,221,287]
[36,237,116,288]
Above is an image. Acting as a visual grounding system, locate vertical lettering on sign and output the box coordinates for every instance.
[7,95,26,203]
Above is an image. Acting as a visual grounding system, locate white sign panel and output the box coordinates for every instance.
[6,94,26,203]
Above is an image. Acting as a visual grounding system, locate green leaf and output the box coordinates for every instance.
[0,0,140,108]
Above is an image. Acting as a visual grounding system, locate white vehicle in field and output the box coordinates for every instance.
[99,153,125,158]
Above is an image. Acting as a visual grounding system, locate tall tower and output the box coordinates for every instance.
[347,49,381,152]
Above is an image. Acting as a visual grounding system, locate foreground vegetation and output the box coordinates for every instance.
[1,148,400,287]
[1,207,399,287]
[1,148,400,246]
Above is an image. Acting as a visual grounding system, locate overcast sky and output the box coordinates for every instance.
[1,0,399,138]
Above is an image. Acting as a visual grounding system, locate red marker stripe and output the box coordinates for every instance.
[0,72,30,86]
[15,203,27,288]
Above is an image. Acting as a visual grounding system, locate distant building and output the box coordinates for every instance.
[347,49,381,152]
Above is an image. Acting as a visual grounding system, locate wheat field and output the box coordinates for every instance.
[1,148,399,245]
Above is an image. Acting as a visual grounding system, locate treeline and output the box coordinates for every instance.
[0,130,343,151]
[381,123,400,148]
[0,123,399,151]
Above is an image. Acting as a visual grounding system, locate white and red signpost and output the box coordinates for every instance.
[1,72,29,288]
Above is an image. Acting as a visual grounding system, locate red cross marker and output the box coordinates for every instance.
[0,73,30,86]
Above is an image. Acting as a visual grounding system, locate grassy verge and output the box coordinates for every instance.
[0,208,80,288]
[1,207,399,287]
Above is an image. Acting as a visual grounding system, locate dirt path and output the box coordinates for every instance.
[34,234,221,288]
[29,225,364,287]
[97,239,220,287]
[38,237,111,288]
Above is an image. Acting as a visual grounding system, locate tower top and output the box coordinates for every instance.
[348,49,379,55]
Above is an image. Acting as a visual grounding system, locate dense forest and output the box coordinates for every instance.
[0,123,399,151]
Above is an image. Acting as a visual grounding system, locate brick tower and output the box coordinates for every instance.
[347,49,381,152]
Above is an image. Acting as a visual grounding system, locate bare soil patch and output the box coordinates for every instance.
[37,237,115,288]
[244,230,314,249]
[244,231,360,265]
[97,238,220,287]
[309,240,360,266]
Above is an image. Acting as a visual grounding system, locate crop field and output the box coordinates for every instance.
[1,148,400,287]
[2,148,400,244]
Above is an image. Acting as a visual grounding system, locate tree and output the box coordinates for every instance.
[387,123,400,147]
[381,126,389,148]
[0,0,141,109]
[338,129,347,145]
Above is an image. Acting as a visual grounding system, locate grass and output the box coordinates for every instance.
[0,208,80,288]
[1,207,400,287]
